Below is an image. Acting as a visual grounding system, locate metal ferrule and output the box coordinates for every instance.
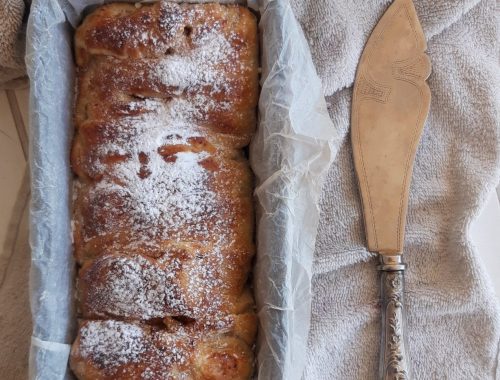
[378,255,407,272]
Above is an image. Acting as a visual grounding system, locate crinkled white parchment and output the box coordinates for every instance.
[251,1,339,379]
[26,0,338,379]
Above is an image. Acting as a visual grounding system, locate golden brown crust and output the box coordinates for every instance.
[72,153,254,263]
[73,1,258,150]
[70,2,258,379]
[70,318,257,380]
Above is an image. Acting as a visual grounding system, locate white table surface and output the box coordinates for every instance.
[470,188,500,298]
[0,88,498,379]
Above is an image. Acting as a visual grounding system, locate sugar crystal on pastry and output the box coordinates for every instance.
[70,2,258,379]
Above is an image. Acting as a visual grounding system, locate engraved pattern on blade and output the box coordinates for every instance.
[380,270,410,380]
[358,73,391,104]
[351,0,431,253]
[392,54,432,84]
[351,0,432,378]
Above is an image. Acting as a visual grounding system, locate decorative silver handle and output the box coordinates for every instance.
[378,255,411,380]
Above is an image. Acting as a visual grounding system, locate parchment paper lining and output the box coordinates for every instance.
[26,0,339,378]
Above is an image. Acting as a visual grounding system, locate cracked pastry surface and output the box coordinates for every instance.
[69,2,258,379]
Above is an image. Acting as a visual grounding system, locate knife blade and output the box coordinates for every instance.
[351,0,431,378]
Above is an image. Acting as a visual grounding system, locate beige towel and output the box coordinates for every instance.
[289,0,500,378]
[0,0,27,88]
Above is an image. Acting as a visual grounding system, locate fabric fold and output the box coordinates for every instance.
[0,0,27,88]
[290,0,489,96]
[289,0,500,378]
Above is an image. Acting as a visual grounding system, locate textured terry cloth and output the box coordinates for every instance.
[0,0,27,88]
[289,0,500,379]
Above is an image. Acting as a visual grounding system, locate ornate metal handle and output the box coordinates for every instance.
[378,255,411,380]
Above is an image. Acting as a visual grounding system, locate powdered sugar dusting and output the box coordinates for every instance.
[74,2,255,375]
[84,254,183,319]
[90,147,219,242]
[82,95,232,244]
[151,30,239,94]
[81,95,235,318]
[79,320,146,368]
[78,4,242,322]
[78,320,198,376]
[83,250,228,319]
[78,317,239,373]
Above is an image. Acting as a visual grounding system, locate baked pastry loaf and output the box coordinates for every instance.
[69,2,258,379]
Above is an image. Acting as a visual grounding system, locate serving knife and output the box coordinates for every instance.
[351,0,431,378]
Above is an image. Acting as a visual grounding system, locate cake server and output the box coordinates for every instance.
[351,0,431,378]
